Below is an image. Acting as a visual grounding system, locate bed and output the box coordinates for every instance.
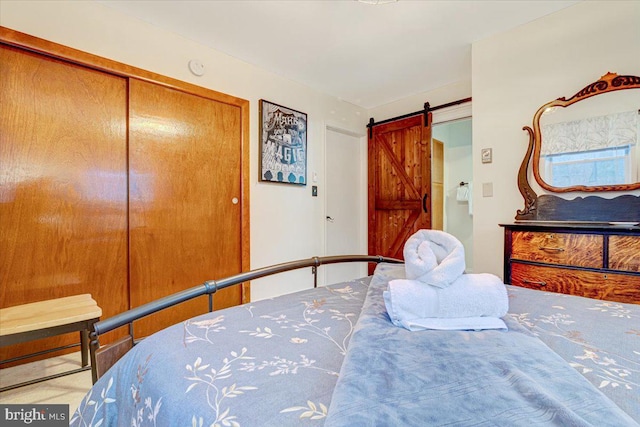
[71,258,639,426]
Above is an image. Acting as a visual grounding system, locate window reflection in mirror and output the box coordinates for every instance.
[541,146,632,187]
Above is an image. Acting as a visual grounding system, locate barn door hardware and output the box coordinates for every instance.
[367,97,472,138]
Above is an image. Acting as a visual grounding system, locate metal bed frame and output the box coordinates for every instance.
[90,255,402,382]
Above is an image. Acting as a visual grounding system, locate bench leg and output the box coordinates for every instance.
[90,335,99,384]
[80,329,89,367]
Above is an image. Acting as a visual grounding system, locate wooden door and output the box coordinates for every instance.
[0,44,128,361]
[368,113,432,263]
[431,138,444,230]
[129,79,243,337]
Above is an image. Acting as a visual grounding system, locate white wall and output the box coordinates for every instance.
[0,0,368,300]
[472,0,640,278]
[369,80,471,124]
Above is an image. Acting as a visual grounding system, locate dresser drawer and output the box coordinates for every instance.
[511,231,603,268]
[609,235,640,272]
[510,262,640,304]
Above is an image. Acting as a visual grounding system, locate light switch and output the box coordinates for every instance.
[312,186,318,197]
[482,182,493,197]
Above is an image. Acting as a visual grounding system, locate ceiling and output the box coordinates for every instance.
[99,0,579,109]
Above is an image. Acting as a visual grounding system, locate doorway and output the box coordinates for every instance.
[324,126,367,284]
[432,118,474,271]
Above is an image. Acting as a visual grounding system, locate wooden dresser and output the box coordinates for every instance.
[501,223,640,304]
[505,73,640,305]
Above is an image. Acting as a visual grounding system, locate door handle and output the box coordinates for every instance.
[326,216,335,222]
[422,194,428,213]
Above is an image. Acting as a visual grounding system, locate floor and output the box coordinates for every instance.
[0,352,92,414]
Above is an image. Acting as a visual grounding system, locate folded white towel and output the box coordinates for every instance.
[383,274,509,331]
[398,317,507,332]
[403,230,466,288]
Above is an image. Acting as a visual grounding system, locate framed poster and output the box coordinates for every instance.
[259,99,307,185]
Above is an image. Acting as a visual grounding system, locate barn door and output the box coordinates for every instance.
[368,113,432,264]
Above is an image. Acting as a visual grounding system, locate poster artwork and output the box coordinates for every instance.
[259,100,307,185]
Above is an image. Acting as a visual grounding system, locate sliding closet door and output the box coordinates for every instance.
[129,79,243,337]
[0,44,128,361]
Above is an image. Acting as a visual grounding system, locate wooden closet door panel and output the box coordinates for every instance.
[129,79,242,337]
[0,45,128,360]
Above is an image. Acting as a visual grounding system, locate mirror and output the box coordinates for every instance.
[531,73,640,192]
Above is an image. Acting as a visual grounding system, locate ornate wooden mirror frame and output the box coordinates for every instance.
[516,72,640,222]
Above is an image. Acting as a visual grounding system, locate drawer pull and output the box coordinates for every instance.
[523,279,547,287]
[538,246,565,252]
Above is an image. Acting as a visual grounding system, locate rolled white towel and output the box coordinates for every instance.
[403,230,465,288]
[383,274,509,331]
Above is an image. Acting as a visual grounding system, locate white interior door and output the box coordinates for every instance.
[325,127,366,285]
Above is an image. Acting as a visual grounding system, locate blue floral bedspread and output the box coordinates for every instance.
[71,278,369,427]
[507,284,640,422]
[71,266,639,426]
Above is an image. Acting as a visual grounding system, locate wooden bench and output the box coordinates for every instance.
[0,294,102,392]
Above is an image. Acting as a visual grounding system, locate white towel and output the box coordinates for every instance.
[398,317,507,331]
[403,230,465,288]
[456,185,469,202]
[468,182,473,216]
[383,274,509,331]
